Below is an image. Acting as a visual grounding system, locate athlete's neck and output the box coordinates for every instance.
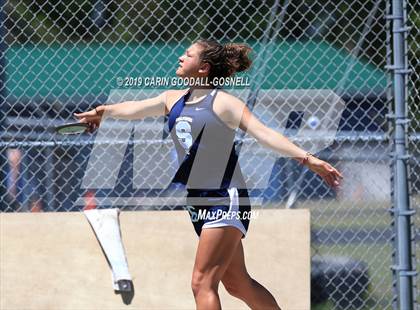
[187,86,216,103]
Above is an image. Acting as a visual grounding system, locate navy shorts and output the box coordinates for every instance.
[185,187,251,238]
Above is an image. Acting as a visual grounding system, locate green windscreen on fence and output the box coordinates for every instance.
[6,41,386,99]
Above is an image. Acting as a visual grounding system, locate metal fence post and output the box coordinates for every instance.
[389,0,416,309]
[386,1,399,308]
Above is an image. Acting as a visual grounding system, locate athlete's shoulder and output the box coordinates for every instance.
[213,90,247,129]
[215,89,246,112]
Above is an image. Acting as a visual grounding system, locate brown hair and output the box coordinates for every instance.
[195,39,252,82]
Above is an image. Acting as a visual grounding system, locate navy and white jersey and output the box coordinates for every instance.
[167,88,247,190]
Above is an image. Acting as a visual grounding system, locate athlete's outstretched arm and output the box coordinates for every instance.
[74,91,167,130]
[225,95,343,188]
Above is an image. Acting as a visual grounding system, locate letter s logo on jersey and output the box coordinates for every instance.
[175,119,193,153]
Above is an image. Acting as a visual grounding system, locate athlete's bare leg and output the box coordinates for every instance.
[191,226,242,310]
[221,241,282,310]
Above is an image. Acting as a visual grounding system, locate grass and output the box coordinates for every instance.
[312,300,336,310]
[263,199,392,230]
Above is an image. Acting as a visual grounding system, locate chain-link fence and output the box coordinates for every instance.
[0,0,418,309]
[407,0,420,308]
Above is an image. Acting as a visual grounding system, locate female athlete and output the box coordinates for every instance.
[75,39,343,310]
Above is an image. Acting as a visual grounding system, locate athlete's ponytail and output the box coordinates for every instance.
[195,39,252,82]
[223,43,252,76]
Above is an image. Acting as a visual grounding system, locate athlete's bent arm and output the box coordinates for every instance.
[224,95,343,188]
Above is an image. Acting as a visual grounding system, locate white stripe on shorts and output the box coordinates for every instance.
[201,187,247,236]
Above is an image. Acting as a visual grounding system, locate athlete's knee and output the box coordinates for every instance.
[223,280,243,298]
[191,270,218,298]
[191,270,202,297]
[222,272,253,299]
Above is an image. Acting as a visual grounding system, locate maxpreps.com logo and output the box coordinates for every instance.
[184,206,259,222]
